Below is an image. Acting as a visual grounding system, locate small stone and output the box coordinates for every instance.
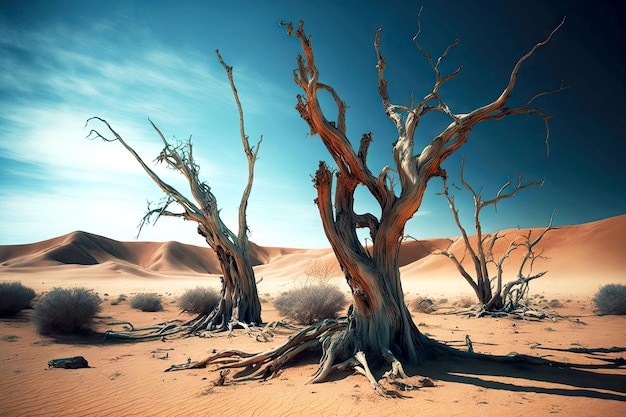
[419,377,435,387]
[47,356,89,369]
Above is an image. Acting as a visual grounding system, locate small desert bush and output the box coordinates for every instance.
[454,295,476,309]
[130,293,163,312]
[592,284,626,315]
[548,299,564,308]
[274,283,347,325]
[0,281,36,316]
[411,297,437,314]
[33,287,102,335]
[178,287,220,315]
[110,294,127,306]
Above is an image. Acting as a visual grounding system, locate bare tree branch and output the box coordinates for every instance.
[216,50,263,245]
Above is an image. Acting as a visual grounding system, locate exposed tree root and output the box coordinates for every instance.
[165,318,345,372]
[163,316,626,397]
[444,303,561,321]
[103,313,295,342]
[163,316,433,397]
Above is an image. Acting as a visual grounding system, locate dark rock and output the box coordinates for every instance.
[48,356,90,369]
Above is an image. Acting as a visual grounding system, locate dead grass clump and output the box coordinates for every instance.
[592,284,626,315]
[178,287,220,315]
[411,297,437,314]
[33,287,102,335]
[111,294,127,306]
[454,295,476,309]
[130,293,163,312]
[548,299,564,308]
[0,281,36,316]
[274,284,347,325]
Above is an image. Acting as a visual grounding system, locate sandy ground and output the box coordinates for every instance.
[1,272,625,417]
[1,215,625,416]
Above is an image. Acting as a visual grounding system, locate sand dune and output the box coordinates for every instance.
[2,215,625,287]
[0,231,305,275]
[400,214,626,295]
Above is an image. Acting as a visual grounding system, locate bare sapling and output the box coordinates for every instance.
[438,158,555,316]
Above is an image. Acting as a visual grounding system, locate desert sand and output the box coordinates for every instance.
[1,215,625,416]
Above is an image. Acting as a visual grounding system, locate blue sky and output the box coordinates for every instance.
[1,0,624,248]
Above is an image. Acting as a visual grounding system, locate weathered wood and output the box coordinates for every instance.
[276,13,565,393]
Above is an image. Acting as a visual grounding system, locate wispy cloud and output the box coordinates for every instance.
[0,14,320,247]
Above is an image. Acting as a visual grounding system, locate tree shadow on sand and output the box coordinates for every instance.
[413,353,626,402]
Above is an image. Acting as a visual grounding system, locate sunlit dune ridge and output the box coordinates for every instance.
[1,215,624,293]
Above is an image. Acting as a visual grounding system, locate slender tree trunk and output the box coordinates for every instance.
[439,160,550,313]
[209,245,262,328]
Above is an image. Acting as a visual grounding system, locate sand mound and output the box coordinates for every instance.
[1,215,625,291]
[0,232,285,275]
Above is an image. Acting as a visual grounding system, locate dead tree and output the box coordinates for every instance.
[304,259,337,286]
[87,51,263,336]
[168,14,567,395]
[439,159,555,315]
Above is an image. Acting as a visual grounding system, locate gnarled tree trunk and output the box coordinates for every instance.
[310,161,427,373]
[87,51,262,337]
[209,244,261,327]
[281,14,564,378]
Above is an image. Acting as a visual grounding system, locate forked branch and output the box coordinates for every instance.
[216,49,263,245]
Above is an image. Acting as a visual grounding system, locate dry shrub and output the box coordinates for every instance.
[178,287,220,314]
[548,299,564,308]
[0,281,36,316]
[592,284,626,315]
[33,287,102,335]
[274,283,347,325]
[304,260,336,285]
[130,293,163,312]
[411,297,437,314]
[454,296,476,309]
